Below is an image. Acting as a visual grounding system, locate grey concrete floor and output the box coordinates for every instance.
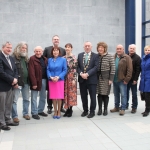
[0,94,150,150]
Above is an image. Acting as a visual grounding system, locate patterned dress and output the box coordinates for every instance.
[96,53,115,95]
[64,55,77,109]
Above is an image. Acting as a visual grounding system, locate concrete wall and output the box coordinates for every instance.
[0,0,125,56]
[146,0,150,45]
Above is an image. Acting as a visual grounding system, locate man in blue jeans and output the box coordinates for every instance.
[127,44,141,113]
[12,42,30,123]
[28,46,48,120]
[110,44,133,115]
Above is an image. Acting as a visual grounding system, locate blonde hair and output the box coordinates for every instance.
[144,45,150,51]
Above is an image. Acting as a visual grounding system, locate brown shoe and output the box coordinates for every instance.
[13,118,20,123]
[23,115,30,120]
[110,108,119,113]
[131,108,137,114]
[120,110,125,115]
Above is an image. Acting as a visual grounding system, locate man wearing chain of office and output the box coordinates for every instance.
[77,41,99,118]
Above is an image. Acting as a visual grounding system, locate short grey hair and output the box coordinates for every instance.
[2,41,12,48]
[128,44,136,50]
[52,35,59,40]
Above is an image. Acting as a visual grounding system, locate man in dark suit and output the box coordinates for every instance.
[77,41,99,118]
[0,42,19,131]
[43,35,66,114]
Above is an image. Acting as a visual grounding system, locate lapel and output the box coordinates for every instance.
[81,52,84,67]
[9,56,14,70]
[1,52,13,70]
[89,52,94,65]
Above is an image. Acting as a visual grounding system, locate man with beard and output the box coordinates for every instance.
[11,42,30,123]
[43,35,66,114]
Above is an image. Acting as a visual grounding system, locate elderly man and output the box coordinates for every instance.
[0,42,18,131]
[110,44,133,115]
[77,41,99,118]
[127,44,141,113]
[43,35,66,114]
[11,42,30,123]
[28,46,48,120]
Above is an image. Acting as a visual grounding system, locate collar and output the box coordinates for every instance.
[2,51,9,58]
[85,51,91,55]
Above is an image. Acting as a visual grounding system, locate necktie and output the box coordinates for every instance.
[6,56,12,69]
[85,53,89,64]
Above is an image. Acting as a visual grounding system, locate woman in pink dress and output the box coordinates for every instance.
[47,48,67,119]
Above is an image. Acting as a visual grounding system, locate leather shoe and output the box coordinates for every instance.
[32,115,40,120]
[61,108,66,113]
[63,109,69,117]
[6,122,19,126]
[1,125,11,131]
[143,112,149,117]
[38,112,48,117]
[81,111,88,117]
[47,108,52,114]
[87,113,95,118]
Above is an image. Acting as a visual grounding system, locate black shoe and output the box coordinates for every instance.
[103,109,108,116]
[97,109,102,115]
[47,108,52,114]
[6,122,19,126]
[61,108,66,113]
[1,125,11,131]
[67,110,73,117]
[143,112,149,117]
[32,115,40,120]
[38,112,48,117]
[63,109,69,117]
[87,113,95,118]
[81,111,88,117]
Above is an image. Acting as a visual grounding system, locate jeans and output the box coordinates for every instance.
[12,84,30,119]
[31,79,46,115]
[127,80,138,109]
[113,81,127,110]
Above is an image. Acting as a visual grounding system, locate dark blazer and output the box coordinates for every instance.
[128,53,141,82]
[0,52,18,92]
[77,52,99,84]
[43,46,66,58]
[12,54,29,86]
[28,55,47,91]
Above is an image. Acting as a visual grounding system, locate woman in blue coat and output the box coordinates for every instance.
[139,45,150,117]
[47,48,67,119]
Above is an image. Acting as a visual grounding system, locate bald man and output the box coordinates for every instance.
[28,46,48,120]
[77,41,99,118]
[110,44,133,115]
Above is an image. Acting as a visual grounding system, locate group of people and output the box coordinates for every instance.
[0,35,150,131]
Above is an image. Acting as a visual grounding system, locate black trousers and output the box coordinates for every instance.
[79,81,97,113]
[47,91,53,109]
[144,92,150,110]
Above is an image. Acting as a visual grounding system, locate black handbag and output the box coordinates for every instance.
[140,92,145,101]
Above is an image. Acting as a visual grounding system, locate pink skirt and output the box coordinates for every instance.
[48,81,64,99]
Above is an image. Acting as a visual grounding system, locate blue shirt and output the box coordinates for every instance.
[114,56,120,82]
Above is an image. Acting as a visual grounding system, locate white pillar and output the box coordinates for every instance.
[135,0,142,57]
